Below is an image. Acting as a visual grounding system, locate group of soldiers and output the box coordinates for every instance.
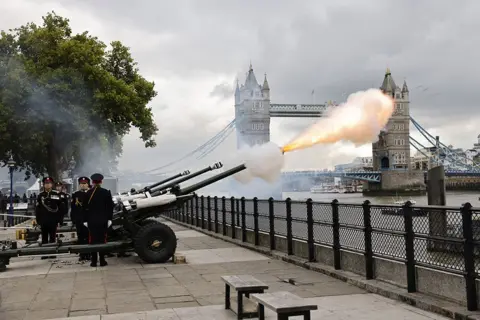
[35,173,114,267]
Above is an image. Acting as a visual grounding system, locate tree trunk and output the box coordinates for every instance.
[46,143,60,181]
[47,132,63,182]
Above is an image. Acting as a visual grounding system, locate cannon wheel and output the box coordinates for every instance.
[133,222,177,263]
[137,219,160,227]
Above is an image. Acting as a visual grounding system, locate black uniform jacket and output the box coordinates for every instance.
[71,190,88,223]
[83,186,114,226]
[58,192,69,216]
[35,190,61,226]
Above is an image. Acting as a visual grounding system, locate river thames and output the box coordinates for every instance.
[283,190,480,207]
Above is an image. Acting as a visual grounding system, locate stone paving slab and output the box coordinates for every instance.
[46,295,449,319]
[0,219,449,320]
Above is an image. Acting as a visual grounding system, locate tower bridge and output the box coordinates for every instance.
[144,65,479,196]
[234,65,478,195]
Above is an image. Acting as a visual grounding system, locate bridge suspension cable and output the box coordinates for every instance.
[409,136,430,159]
[410,117,480,170]
[196,122,236,160]
[141,119,235,174]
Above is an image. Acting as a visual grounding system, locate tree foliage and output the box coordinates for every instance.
[0,12,158,179]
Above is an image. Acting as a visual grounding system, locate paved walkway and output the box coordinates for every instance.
[0,220,449,319]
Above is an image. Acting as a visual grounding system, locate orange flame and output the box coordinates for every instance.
[282,89,395,153]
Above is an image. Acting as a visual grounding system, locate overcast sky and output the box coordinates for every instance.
[1,0,479,175]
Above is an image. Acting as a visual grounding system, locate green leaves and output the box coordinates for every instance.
[0,11,158,179]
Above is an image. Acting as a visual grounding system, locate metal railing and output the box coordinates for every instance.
[166,195,480,311]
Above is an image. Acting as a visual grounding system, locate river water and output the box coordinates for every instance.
[283,190,480,207]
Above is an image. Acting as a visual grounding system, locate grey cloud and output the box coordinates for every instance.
[210,82,234,100]
[9,0,480,173]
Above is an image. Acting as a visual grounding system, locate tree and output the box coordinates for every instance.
[0,12,158,180]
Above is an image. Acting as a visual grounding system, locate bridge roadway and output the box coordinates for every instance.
[0,219,449,320]
[282,169,480,182]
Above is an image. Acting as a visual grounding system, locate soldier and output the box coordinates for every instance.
[35,177,61,260]
[71,177,91,261]
[55,182,69,226]
[83,173,113,267]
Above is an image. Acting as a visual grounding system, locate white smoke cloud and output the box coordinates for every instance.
[222,142,284,184]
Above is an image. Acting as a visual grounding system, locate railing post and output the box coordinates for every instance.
[222,197,227,236]
[363,200,374,280]
[230,197,236,239]
[253,197,259,246]
[307,198,315,262]
[332,199,341,269]
[286,197,293,255]
[190,197,194,225]
[195,195,199,227]
[461,202,478,311]
[241,197,247,242]
[184,200,189,223]
[207,196,212,231]
[214,196,219,233]
[268,197,275,250]
[236,199,240,227]
[181,201,185,220]
[403,201,417,293]
[200,196,205,229]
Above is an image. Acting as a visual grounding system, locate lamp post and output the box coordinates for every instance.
[7,156,16,227]
[69,157,76,193]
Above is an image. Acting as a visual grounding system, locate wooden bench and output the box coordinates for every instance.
[221,275,269,319]
[251,291,318,320]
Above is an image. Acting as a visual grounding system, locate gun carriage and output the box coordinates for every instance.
[0,162,246,271]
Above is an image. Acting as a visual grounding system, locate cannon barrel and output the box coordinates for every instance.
[150,162,223,196]
[139,170,190,193]
[175,164,246,196]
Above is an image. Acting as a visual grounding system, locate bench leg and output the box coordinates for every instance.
[225,284,230,310]
[258,304,265,320]
[276,311,311,320]
[237,292,243,319]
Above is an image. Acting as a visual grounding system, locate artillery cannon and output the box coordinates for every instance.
[26,164,220,238]
[0,162,243,271]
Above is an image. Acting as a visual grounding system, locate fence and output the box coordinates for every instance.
[0,203,34,227]
[165,195,480,311]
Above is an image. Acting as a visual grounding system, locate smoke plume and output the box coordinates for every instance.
[222,142,284,184]
[282,89,394,152]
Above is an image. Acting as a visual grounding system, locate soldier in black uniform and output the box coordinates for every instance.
[35,177,61,259]
[71,176,91,261]
[55,182,69,226]
[83,173,114,267]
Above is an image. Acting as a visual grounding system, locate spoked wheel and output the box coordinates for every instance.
[133,222,177,263]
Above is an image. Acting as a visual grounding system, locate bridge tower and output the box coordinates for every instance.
[367,69,426,195]
[372,68,411,170]
[235,64,271,149]
[232,64,281,199]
